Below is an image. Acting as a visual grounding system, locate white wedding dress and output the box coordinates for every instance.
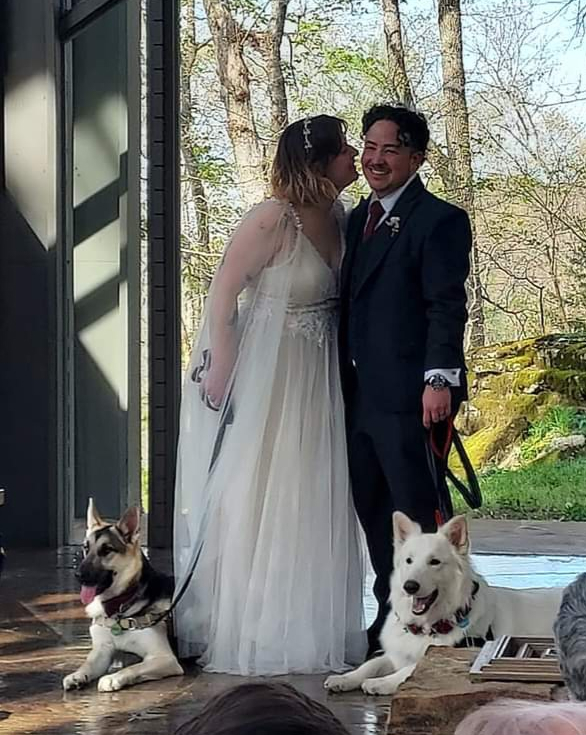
[173,199,365,675]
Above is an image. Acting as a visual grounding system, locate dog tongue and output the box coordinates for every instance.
[80,585,98,605]
[413,593,434,615]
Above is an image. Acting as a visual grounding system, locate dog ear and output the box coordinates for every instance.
[393,511,421,544]
[117,506,140,542]
[86,498,104,531]
[440,515,470,555]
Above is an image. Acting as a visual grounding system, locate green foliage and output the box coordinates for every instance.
[322,47,387,86]
[453,457,586,520]
[294,17,329,47]
[188,143,233,187]
[519,406,586,461]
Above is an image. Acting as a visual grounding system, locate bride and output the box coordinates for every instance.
[174,115,366,675]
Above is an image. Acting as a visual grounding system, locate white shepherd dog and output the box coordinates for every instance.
[325,511,563,696]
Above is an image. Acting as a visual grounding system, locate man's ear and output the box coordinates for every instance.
[409,150,424,174]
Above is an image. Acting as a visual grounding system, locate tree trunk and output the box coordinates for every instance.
[267,0,288,142]
[544,224,571,331]
[381,0,414,107]
[180,0,210,252]
[437,0,485,348]
[203,0,266,208]
[380,0,451,192]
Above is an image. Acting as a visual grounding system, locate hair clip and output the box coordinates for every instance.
[302,116,312,152]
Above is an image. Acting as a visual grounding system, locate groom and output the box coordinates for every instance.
[339,104,472,656]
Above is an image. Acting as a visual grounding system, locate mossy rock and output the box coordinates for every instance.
[460,379,559,436]
[469,334,586,376]
[456,334,586,469]
[527,435,586,467]
[450,418,529,473]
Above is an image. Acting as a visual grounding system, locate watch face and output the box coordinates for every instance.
[430,375,448,389]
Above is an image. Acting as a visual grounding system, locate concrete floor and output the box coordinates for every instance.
[0,548,391,735]
[1,521,584,735]
[471,519,586,556]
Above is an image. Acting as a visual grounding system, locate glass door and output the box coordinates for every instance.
[61,0,141,541]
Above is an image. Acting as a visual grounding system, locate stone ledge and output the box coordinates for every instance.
[388,647,554,734]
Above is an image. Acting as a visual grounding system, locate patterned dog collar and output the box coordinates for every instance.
[404,581,480,637]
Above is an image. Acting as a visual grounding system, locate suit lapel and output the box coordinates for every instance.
[341,196,369,294]
[355,175,425,296]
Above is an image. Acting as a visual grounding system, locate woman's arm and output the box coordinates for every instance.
[201,201,286,408]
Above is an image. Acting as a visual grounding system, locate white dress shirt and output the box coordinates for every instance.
[369,172,418,228]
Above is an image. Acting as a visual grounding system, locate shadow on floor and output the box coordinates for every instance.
[0,549,391,735]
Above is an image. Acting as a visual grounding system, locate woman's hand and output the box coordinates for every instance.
[201,370,229,411]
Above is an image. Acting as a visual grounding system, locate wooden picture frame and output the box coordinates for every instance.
[470,635,562,683]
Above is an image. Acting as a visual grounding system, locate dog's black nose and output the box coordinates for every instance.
[403,580,420,595]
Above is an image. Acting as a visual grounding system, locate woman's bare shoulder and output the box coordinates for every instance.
[244,198,292,233]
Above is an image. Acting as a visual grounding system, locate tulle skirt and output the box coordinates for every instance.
[174,324,366,675]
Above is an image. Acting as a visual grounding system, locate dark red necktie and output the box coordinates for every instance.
[363,200,385,240]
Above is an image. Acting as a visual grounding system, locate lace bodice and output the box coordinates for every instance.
[251,204,343,346]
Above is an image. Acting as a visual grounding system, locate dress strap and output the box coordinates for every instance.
[287,202,303,232]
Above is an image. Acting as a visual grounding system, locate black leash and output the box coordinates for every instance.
[154,540,204,627]
[146,386,234,631]
[91,548,203,633]
[427,416,482,523]
[445,426,482,510]
[136,394,234,631]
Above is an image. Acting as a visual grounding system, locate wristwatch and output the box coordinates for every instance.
[426,373,450,391]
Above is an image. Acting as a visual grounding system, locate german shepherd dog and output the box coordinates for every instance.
[63,499,183,692]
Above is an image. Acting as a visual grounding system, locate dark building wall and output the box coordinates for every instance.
[147,0,181,548]
[0,1,59,546]
[1,0,176,547]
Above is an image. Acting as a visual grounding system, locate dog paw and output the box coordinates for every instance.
[324,674,358,693]
[361,677,394,696]
[63,671,90,691]
[97,674,125,692]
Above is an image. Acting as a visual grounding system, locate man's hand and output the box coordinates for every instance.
[422,385,451,429]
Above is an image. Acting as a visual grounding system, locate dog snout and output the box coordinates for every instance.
[77,557,103,585]
[403,580,420,595]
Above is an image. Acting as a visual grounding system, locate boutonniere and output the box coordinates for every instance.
[386,216,400,235]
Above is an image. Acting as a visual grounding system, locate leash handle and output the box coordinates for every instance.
[430,416,454,460]
[428,419,483,512]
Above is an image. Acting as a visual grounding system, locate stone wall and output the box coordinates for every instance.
[455,334,586,470]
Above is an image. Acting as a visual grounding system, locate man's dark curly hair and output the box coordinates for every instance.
[362,104,430,154]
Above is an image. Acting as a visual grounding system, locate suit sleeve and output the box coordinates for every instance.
[422,207,471,371]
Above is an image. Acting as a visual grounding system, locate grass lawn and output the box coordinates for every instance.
[453,456,586,520]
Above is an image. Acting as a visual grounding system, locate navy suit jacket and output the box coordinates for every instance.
[339,175,471,414]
